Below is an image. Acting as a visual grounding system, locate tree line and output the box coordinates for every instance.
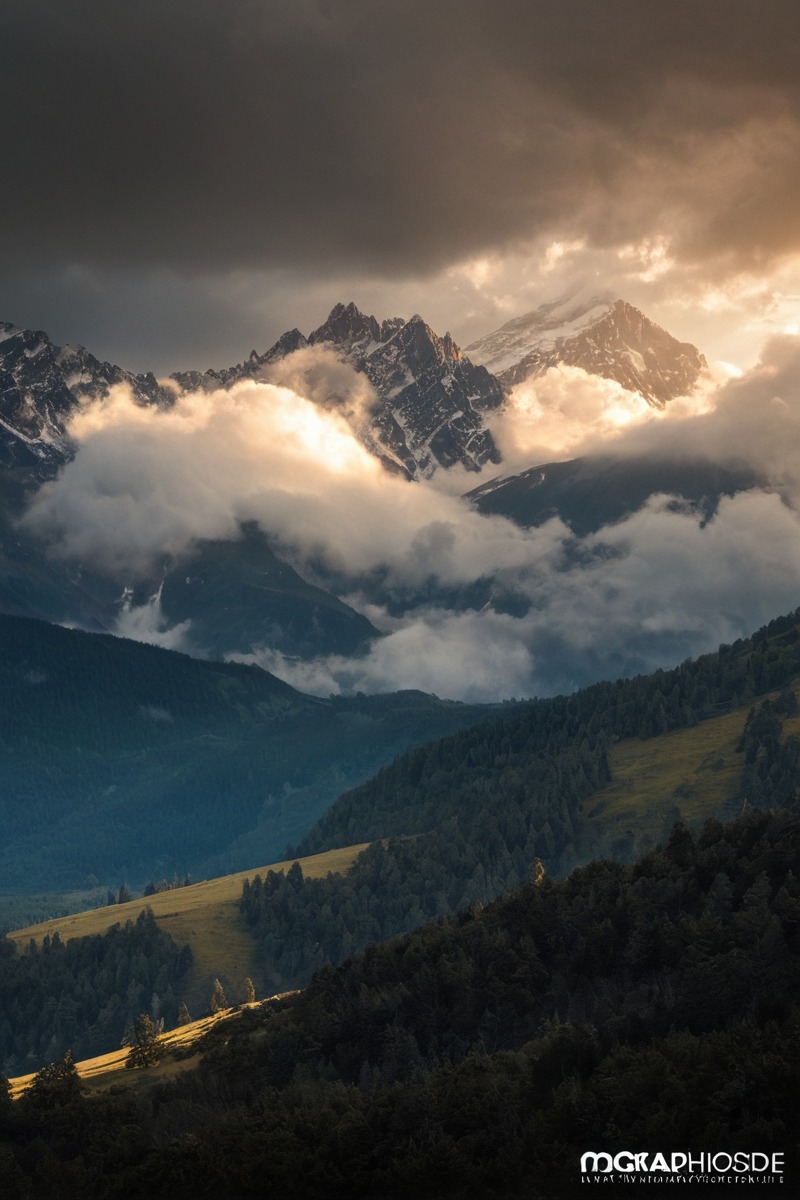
[0,910,191,1077]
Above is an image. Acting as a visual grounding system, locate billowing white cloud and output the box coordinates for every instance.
[21,378,383,575]
[21,373,565,587]
[19,332,800,701]
[259,343,380,430]
[487,363,721,470]
[238,487,800,702]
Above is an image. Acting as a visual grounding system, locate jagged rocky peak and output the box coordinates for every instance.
[466,291,617,376]
[304,304,466,371]
[259,327,308,363]
[467,290,707,407]
[251,302,503,479]
[380,316,405,340]
[389,314,462,370]
[309,301,381,349]
[0,321,174,471]
[552,298,708,407]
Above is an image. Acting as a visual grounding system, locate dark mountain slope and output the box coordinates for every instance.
[466,453,765,534]
[136,521,377,659]
[1,458,379,661]
[0,614,492,892]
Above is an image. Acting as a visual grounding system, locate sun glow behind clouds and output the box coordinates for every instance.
[541,239,587,274]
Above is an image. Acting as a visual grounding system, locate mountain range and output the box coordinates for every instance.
[0,295,725,672]
[1,293,706,483]
[173,301,506,480]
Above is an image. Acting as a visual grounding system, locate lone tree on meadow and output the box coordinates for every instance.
[23,1050,82,1108]
[210,978,228,1014]
[123,1013,163,1070]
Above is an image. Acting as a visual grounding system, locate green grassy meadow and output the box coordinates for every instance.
[9,843,368,1015]
[582,678,800,860]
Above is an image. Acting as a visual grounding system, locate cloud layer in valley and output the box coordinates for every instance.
[20,334,800,701]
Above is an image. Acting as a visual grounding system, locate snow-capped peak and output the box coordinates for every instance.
[466,290,617,375]
[466,291,707,407]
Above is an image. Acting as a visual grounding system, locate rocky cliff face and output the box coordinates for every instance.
[467,294,707,407]
[0,322,171,473]
[307,303,504,478]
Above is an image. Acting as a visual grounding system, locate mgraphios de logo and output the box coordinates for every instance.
[580,1151,784,1184]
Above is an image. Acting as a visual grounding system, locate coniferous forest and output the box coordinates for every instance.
[241,610,800,994]
[1,805,798,1197]
[0,610,798,1195]
[0,911,191,1077]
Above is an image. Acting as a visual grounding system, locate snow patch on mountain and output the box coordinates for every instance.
[467,292,617,375]
[467,291,707,407]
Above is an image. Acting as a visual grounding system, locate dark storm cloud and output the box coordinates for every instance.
[2,0,800,281]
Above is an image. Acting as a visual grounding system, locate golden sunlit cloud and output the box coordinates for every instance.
[617,236,675,283]
[541,239,587,274]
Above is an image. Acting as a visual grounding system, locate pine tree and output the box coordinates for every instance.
[210,978,228,1014]
[0,1070,11,1119]
[177,1001,192,1026]
[22,1050,82,1108]
[123,1013,163,1069]
[243,977,256,1004]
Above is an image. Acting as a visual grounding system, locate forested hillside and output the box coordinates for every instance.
[5,608,799,1078]
[4,804,799,1197]
[236,609,800,993]
[0,614,491,893]
[0,910,191,1077]
[303,606,800,854]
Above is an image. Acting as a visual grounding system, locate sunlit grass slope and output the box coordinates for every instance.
[9,844,367,1013]
[9,1000,283,1100]
[583,678,800,859]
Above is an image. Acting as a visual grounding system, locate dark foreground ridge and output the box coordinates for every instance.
[2,802,798,1198]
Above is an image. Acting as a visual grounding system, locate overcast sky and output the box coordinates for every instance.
[2,0,800,373]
